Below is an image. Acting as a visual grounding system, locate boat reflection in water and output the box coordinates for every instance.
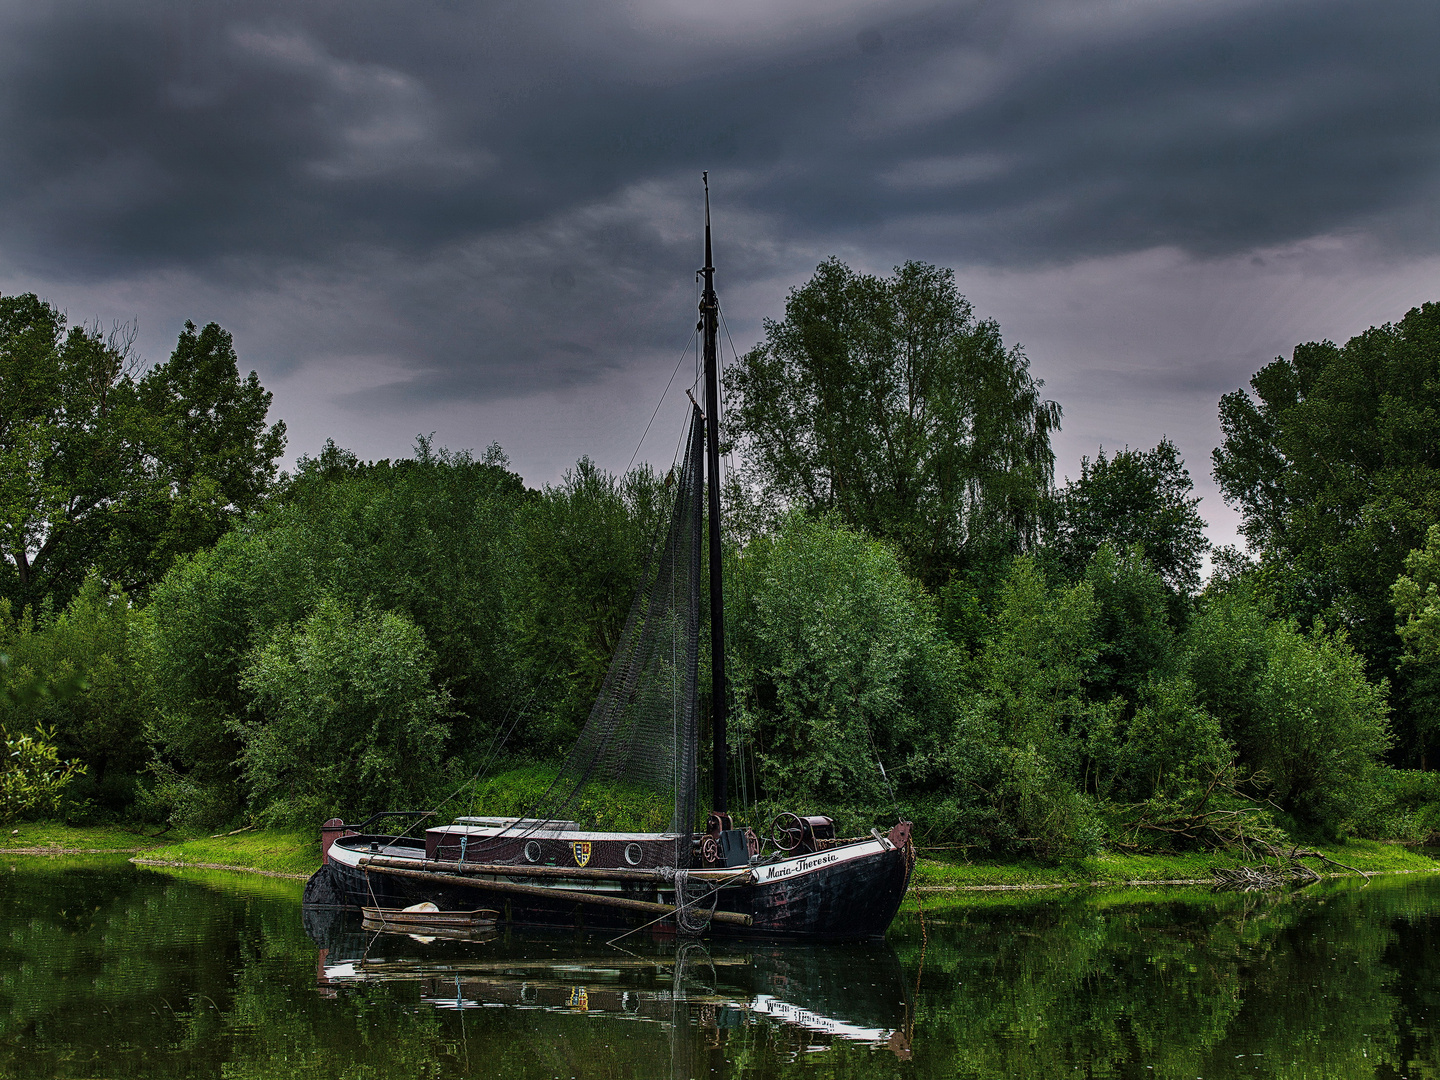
[305,907,913,1059]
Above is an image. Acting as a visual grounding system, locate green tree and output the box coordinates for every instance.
[277,437,528,734]
[958,556,1111,857]
[726,513,959,817]
[1187,594,1391,831]
[144,438,529,827]
[0,295,286,611]
[105,321,286,594]
[1082,543,1178,707]
[1212,301,1440,761]
[725,259,1061,586]
[505,457,669,753]
[237,594,451,825]
[1050,439,1210,598]
[1393,523,1440,757]
[1101,674,1230,805]
[0,578,154,816]
[0,294,144,610]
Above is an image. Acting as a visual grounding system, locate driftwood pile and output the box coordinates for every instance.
[1211,843,1369,892]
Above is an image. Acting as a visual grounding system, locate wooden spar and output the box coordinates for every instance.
[362,854,749,885]
[359,860,754,926]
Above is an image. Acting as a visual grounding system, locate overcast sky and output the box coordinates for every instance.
[4,0,1438,553]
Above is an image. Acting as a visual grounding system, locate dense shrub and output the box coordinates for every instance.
[727,513,960,818]
[950,556,1112,858]
[503,459,670,754]
[141,441,529,827]
[0,578,153,818]
[237,595,451,826]
[1188,594,1392,833]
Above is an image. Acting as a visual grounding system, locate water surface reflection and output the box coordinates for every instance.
[2,855,1439,1078]
[307,906,912,1057]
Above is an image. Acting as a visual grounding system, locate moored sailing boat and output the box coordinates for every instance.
[303,178,913,939]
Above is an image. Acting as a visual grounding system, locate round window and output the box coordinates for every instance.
[624,842,643,866]
[524,840,542,863]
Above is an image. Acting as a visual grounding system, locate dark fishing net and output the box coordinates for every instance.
[467,407,704,864]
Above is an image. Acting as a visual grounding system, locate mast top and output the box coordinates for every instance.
[702,172,713,276]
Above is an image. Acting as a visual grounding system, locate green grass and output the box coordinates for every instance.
[459,763,674,831]
[0,821,178,851]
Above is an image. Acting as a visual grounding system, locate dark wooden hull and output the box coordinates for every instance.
[308,835,912,941]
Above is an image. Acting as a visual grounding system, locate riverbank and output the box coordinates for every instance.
[910,838,1440,891]
[7,823,1437,892]
[0,822,320,876]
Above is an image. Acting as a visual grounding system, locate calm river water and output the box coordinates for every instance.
[3,855,1438,1079]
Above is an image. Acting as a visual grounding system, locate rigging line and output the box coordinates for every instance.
[452,691,539,819]
[717,306,744,486]
[863,719,902,820]
[627,325,699,473]
[415,682,541,833]
[602,869,750,947]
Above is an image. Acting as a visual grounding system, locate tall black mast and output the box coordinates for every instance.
[700,173,728,815]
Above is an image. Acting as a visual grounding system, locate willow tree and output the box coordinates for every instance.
[724,259,1060,586]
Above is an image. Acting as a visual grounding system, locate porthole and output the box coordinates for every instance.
[524,840,542,863]
[623,842,643,866]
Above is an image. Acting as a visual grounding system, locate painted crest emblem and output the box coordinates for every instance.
[571,841,592,867]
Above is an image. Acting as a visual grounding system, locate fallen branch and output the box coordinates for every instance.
[1212,843,1371,891]
[210,824,258,839]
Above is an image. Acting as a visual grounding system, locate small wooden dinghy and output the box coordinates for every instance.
[361,901,499,932]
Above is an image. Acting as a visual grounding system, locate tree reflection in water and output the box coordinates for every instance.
[1,856,1438,1078]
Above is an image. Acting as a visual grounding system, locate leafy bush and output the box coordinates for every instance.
[1351,769,1440,844]
[1393,523,1440,751]
[727,513,960,814]
[143,439,528,827]
[1188,594,1392,834]
[0,724,85,822]
[0,579,154,818]
[1092,674,1231,805]
[236,595,451,827]
[1083,544,1179,706]
[953,556,1111,858]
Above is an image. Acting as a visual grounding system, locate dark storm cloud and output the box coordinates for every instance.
[834,0,1440,260]
[1,0,1437,408]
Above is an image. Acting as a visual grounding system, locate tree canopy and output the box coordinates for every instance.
[1050,439,1210,598]
[725,259,1061,586]
[0,295,286,610]
[0,294,143,609]
[1212,301,1440,760]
